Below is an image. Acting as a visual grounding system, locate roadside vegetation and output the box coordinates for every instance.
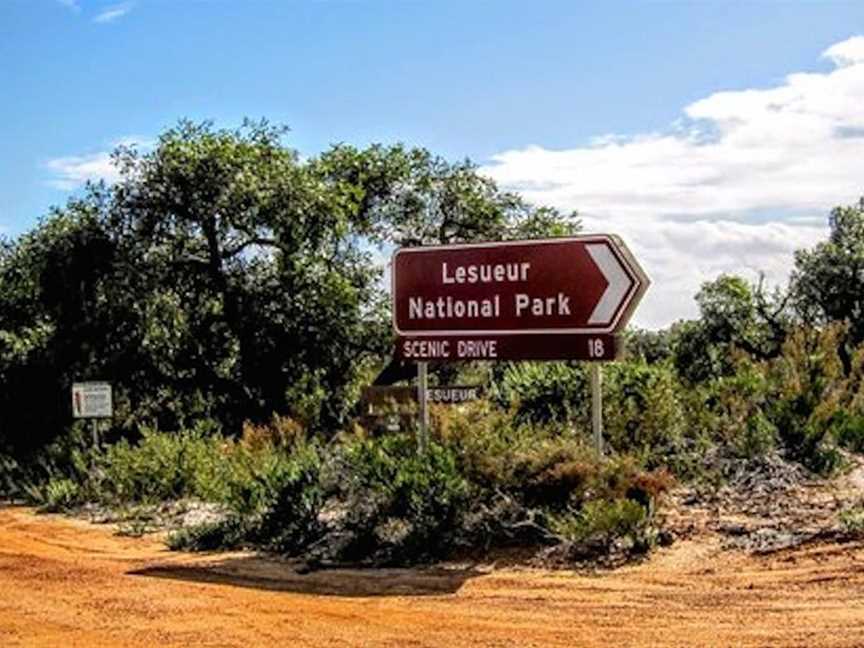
[3,119,864,566]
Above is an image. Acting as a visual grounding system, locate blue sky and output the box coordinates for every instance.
[1,1,863,326]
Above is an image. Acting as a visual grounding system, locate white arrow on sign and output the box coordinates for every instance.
[586,243,634,325]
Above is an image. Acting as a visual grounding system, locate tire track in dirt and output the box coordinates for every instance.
[2,505,864,647]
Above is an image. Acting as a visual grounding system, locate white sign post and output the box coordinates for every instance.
[591,365,603,456]
[72,382,113,446]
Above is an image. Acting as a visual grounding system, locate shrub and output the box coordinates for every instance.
[548,498,648,546]
[165,436,324,555]
[94,424,229,504]
[828,411,864,453]
[251,444,323,554]
[693,363,777,459]
[738,411,778,459]
[337,433,469,562]
[39,478,82,512]
[434,402,588,490]
[241,415,305,452]
[493,362,589,426]
[839,504,864,536]
[602,363,686,465]
[0,424,94,503]
[434,402,673,507]
[167,516,249,551]
[763,325,847,473]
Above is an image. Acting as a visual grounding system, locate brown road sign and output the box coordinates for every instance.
[391,235,648,360]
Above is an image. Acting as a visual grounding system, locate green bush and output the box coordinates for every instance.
[435,403,595,498]
[603,363,686,462]
[95,424,229,504]
[692,364,777,459]
[167,516,249,551]
[491,360,688,473]
[250,444,323,554]
[39,478,82,512]
[839,504,864,536]
[493,362,589,426]
[827,411,864,453]
[170,432,323,554]
[0,424,94,503]
[738,411,779,459]
[763,326,847,473]
[548,498,648,546]
[338,433,469,561]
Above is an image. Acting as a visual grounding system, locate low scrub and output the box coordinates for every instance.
[548,498,649,546]
[332,434,469,563]
[16,409,673,567]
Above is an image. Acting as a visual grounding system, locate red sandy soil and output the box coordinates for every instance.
[2,504,864,647]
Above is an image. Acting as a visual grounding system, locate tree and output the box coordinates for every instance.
[672,274,791,383]
[793,199,864,349]
[314,143,581,385]
[0,119,580,454]
[104,120,388,431]
[0,200,117,454]
[314,144,580,248]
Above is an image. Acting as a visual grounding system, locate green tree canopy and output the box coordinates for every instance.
[0,120,579,455]
[793,199,864,345]
[672,274,791,383]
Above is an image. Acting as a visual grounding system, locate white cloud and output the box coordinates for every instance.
[482,36,864,328]
[93,2,134,24]
[823,36,864,67]
[45,152,120,190]
[44,135,150,190]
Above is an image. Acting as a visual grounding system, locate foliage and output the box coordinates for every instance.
[432,402,672,550]
[95,424,229,504]
[624,328,676,364]
[693,362,778,459]
[39,478,82,512]
[839,503,864,536]
[9,128,864,568]
[793,199,864,348]
[828,411,864,453]
[548,499,648,546]
[167,516,249,551]
[602,363,686,463]
[492,362,589,426]
[335,433,469,562]
[1,120,579,456]
[673,275,791,384]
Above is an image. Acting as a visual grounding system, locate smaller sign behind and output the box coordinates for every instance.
[427,386,482,404]
[72,382,113,419]
[360,385,484,409]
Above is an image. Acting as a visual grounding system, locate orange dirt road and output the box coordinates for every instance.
[2,505,864,647]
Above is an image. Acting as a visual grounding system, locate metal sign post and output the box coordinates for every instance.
[417,362,429,454]
[591,364,603,456]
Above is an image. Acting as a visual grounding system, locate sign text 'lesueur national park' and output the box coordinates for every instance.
[392,235,649,361]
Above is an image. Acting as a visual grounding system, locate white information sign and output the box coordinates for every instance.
[72,382,113,419]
